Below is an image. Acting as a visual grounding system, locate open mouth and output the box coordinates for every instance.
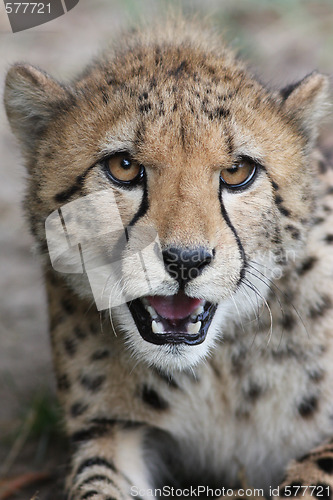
[128,292,217,345]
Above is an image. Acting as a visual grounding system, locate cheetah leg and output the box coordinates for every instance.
[67,426,154,500]
[275,439,333,500]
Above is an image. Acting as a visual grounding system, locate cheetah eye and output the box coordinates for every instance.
[105,153,145,186]
[220,158,257,189]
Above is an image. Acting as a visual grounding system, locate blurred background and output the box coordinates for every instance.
[0,0,333,498]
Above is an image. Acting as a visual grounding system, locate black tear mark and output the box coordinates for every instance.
[219,183,246,285]
[141,385,169,410]
[128,176,149,227]
[298,395,318,418]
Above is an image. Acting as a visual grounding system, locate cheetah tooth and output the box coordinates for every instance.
[147,306,158,319]
[191,305,204,318]
[152,320,164,334]
[187,321,201,334]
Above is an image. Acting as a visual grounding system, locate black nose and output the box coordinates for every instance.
[162,246,214,287]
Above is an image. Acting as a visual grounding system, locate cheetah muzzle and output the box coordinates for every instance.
[128,293,217,345]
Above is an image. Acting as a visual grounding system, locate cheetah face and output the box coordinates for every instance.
[4,35,328,371]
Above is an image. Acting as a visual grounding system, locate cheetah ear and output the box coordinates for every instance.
[4,64,69,154]
[280,72,330,144]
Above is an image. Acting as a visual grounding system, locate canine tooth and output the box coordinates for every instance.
[147,306,158,319]
[141,297,149,306]
[152,320,164,334]
[193,305,204,316]
[187,321,201,334]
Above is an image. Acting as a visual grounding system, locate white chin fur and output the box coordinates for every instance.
[113,304,218,372]
[107,254,276,372]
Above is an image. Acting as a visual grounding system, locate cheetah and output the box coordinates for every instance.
[4,18,333,500]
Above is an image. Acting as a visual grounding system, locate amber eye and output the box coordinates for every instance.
[105,153,143,185]
[220,158,257,189]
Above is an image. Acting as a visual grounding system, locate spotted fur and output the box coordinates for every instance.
[4,18,333,500]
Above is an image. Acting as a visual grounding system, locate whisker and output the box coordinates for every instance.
[246,266,286,328]
[243,278,273,347]
[231,294,246,334]
[239,281,264,351]
[238,282,261,350]
[250,260,309,339]
[239,281,261,326]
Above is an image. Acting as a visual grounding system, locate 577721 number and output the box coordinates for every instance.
[5,3,51,14]
[281,485,330,497]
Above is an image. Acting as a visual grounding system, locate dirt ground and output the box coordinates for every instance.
[0,0,333,499]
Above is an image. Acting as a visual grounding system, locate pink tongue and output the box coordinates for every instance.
[147,292,202,320]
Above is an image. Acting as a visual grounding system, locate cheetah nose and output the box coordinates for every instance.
[162,246,214,288]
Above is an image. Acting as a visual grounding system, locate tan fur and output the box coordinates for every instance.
[4,19,333,500]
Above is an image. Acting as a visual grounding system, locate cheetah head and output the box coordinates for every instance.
[4,25,329,371]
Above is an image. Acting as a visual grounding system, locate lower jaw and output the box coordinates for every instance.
[128,298,217,346]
